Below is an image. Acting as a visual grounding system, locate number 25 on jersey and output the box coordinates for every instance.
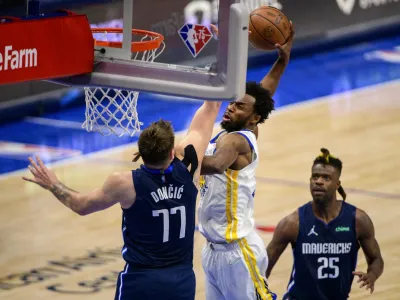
[318,257,339,279]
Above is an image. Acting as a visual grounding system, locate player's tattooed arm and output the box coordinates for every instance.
[266,210,299,278]
[353,209,384,294]
[22,156,85,213]
[48,180,120,216]
[23,156,133,215]
[200,133,249,175]
[49,182,81,211]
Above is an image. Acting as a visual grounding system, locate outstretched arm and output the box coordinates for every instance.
[353,209,384,294]
[266,211,298,278]
[175,101,222,175]
[23,156,133,215]
[260,21,295,96]
[210,22,294,97]
[200,133,250,175]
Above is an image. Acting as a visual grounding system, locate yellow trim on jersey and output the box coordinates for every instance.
[225,170,233,242]
[238,239,272,300]
[231,170,239,240]
[199,175,205,188]
[225,170,239,242]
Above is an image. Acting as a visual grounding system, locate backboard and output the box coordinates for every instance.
[48,0,250,101]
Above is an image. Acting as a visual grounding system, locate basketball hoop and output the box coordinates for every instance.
[83,28,165,137]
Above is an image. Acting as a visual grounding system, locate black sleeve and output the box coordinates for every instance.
[180,144,198,178]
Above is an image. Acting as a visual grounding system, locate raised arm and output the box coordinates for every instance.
[266,211,299,278]
[200,132,250,175]
[175,101,221,171]
[260,21,294,96]
[23,156,134,215]
[353,209,384,294]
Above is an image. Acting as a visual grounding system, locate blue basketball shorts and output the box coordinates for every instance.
[114,263,195,300]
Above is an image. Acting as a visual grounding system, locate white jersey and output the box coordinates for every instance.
[198,129,258,243]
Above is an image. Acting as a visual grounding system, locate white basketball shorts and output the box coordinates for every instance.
[201,230,277,300]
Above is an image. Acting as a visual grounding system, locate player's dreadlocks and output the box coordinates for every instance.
[313,148,347,201]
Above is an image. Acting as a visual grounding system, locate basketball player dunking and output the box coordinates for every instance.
[197,23,294,300]
[22,101,222,300]
[266,149,385,300]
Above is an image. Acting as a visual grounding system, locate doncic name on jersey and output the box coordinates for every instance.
[150,184,184,202]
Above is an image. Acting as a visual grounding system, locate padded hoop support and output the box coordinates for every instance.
[0,11,93,85]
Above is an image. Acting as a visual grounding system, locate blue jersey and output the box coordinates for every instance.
[120,154,198,269]
[285,201,360,300]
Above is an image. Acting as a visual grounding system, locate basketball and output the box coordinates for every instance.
[248,6,291,50]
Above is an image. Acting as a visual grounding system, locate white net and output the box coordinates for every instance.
[83,88,141,137]
[83,32,165,137]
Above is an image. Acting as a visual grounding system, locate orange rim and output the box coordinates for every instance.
[91,28,164,52]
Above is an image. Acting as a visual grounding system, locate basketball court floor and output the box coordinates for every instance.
[0,35,399,299]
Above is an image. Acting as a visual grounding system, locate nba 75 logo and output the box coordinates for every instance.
[178,24,213,58]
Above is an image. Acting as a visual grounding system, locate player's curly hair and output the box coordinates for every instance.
[246,81,275,124]
[134,119,175,166]
[313,148,347,201]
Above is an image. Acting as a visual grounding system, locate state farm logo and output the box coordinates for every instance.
[337,0,399,15]
[0,45,38,71]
